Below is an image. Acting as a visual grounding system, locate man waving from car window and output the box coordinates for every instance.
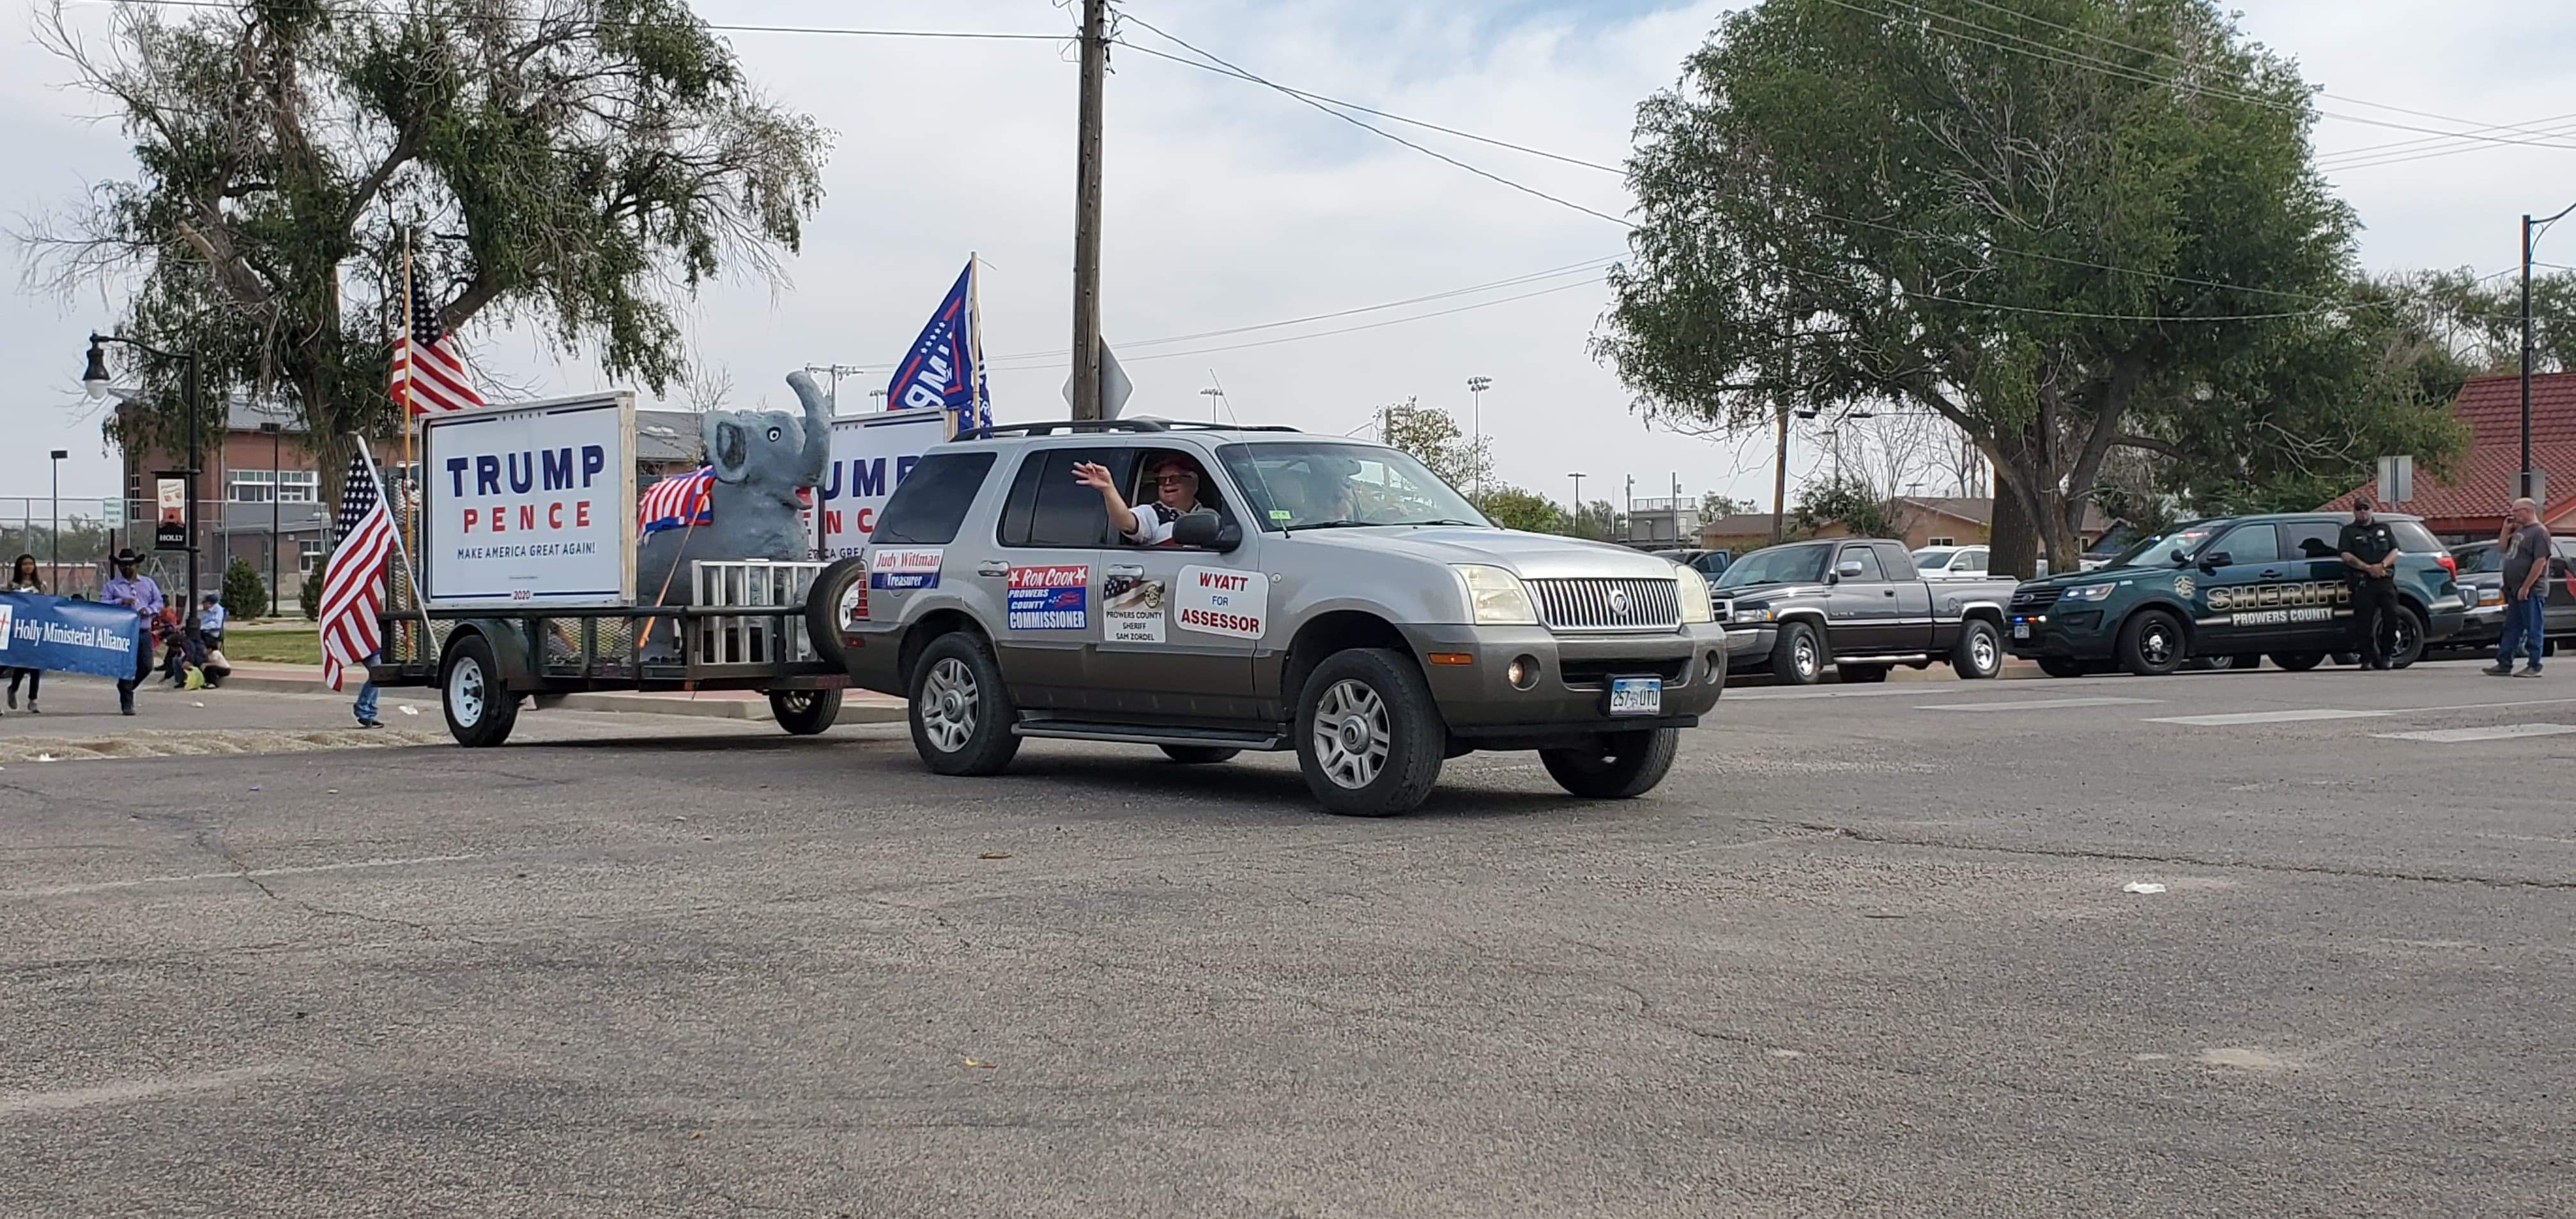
[1075,454,1202,546]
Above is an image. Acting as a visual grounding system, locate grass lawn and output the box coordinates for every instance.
[222,623,322,666]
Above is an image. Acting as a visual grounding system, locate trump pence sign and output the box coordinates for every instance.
[419,392,638,608]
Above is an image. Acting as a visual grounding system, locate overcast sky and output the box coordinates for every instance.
[4,0,2572,522]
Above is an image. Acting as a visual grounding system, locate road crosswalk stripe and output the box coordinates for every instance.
[1917,696,2161,712]
[2147,709,2390,726]
[2374,724,2576,743]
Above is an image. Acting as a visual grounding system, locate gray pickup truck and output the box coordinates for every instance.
[808,420,1729,816]
[1715,538,2017,684]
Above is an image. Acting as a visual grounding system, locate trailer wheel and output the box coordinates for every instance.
[769,689,842,735]
[442,634,520,747]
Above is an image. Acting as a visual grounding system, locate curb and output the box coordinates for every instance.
[210,676,908,724]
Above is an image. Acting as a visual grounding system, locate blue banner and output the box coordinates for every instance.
[885,259,992,433]
[0,592,148,679]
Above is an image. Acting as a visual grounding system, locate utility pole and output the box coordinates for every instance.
[1069,0,1110,421]
[802,364,868,411]
[1464,376,1492,495]
[2520,204,2576,502]
[49,449,66,592]
[1771,404,1789,546]
[1567,472,1585,513]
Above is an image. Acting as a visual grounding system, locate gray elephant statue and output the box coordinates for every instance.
[634,371,833,611]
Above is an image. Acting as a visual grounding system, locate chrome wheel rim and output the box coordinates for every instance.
[1312,678,1390,790]
[449,657,485,727]
[919,657,978,753]
[1970,631,1998,673]
[1793,636,1819,680]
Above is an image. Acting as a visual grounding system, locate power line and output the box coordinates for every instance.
[1822,0,2576,152]
[2321,118,2576,173]
[107,0,1075,40]
[2319,112,2576,166]
[985,275,1611,370]
[1114,12,1633,226]
[1948,0,2576,148]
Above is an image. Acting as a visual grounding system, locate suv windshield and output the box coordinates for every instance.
[1216,442,1489,532]
[1717,543,1830,588]
[1912,548,1956,569]
[2096,523,2218,571]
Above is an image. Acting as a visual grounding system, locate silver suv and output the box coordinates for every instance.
[809,420,1727,815]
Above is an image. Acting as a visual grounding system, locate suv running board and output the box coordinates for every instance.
[1013,719,1287,751]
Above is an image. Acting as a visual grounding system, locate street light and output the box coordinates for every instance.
[1568,471,1586,510]
[83,332,203,615]
[48,449,66,591]
[1465,376,1492,496]
[2520,202,2576,502]
[259,421,284,617]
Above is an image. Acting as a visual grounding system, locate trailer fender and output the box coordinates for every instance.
[443,618,539,693]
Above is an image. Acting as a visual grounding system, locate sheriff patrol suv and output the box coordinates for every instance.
[2005,512,2466,676]
[808,420,1729,816]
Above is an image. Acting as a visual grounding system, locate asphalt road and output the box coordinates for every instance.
[3,659,2570,1217]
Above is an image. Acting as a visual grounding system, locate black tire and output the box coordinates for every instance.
[1158,744,1240,765]
[805,556,871,672]
[2270,651,2326,671]
[2388,605,2427,669]
[2331,651,2360,666]
[908,632,1021,776]
[2035,656,2091,679]
[2186,654,2245,672]
[1540,728,1681,799]
[1836,664,1890,684]
[2117,609,2187,677]
[769,688,842,735]
[1951,620,2003,679]
[1769,622,1825,685]
[1293,648,1445,816]
[441,634,520,747]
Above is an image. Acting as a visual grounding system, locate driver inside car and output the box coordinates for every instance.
[1075,452,1204,546]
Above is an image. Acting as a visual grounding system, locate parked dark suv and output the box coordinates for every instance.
[2007,512,2467,675]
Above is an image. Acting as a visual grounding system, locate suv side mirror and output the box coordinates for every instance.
[1836,559,1866,578]
[2200,551,2232,571]
[1172,509,1240,551]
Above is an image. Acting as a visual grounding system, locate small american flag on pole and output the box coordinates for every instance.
[392,257,486,416]
[319,452,397,690]
[638,466,715,535]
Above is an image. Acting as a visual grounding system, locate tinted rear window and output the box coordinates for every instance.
[870,452,995,545]
[2280,521,2342,560]
[2453,544,2500,574]
[1000,447,1135,549]
[2389,521,2443,553]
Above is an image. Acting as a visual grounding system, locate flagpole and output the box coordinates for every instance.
[397,229,419,662]
[963,252,986,440]
[353,434,435,671]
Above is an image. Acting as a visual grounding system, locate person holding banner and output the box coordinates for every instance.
[102,549,165,716]
[4,554,41,714]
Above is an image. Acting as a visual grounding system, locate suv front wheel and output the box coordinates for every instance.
[1540,728,1680,799]
[908,632,1022,776]
[1294,648,1446,816]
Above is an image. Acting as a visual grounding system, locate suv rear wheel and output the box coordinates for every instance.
[2117,609,2186,677]
[1294,648,1445,816]
[908,632,1021,776]
[1540,728,1680,799]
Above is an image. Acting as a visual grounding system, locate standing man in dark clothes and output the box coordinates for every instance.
[2337,498,2402,670]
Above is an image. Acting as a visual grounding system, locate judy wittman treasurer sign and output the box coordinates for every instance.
[419,392,638,608]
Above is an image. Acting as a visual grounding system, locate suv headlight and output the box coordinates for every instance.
[1675,566,1713,624]
[1454,564,1537,625]
[2059,583,2115,602]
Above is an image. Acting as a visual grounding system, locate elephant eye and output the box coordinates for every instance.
[766,426,784,442]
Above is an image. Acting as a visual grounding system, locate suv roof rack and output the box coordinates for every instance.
[951,418,1301,441]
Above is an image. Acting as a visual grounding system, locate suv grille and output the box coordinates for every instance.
[1526,578,1682,632]
[2010,587,2061,614]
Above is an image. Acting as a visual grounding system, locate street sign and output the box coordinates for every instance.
[2521,468,2547,505]
[1061,339,1133,420]
[2376,455,2414,503]
[100,497,124,530]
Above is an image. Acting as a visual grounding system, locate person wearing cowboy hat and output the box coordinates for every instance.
[100,548,164,715]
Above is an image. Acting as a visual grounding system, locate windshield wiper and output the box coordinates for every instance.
[1391,519,1479,527]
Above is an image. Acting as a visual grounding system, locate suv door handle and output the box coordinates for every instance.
[978,560,1009,577]
[2258,568,2282,579]
[1105,564,1145,578]
[1882,588,1896,597]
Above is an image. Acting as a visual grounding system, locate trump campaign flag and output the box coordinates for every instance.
[884,257,991,433]
[638,466,714,536]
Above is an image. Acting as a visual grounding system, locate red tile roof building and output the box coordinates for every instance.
[2320,371,2576,535]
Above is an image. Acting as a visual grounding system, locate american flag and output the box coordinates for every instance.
[638,466,714,535]
[391,259,486,415]
[319,452,397,690]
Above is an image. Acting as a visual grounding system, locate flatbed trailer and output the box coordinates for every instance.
[369,560,850,746]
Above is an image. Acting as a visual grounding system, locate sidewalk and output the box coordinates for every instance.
[221,663,908,724]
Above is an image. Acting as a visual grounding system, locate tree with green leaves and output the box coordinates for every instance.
[1474,486,1563,533]
[1565,500,1622,542]
[1793,476,1897,540]
[1598,0,2458,576]
[222,556,268,621]
[27,0,829,499]
[1376,397,1491,492]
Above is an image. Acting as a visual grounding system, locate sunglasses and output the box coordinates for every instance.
[1151,472,1197,487]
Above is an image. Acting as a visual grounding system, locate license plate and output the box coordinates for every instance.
[2011,622,2031,640]
[1607,677,1662,716]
